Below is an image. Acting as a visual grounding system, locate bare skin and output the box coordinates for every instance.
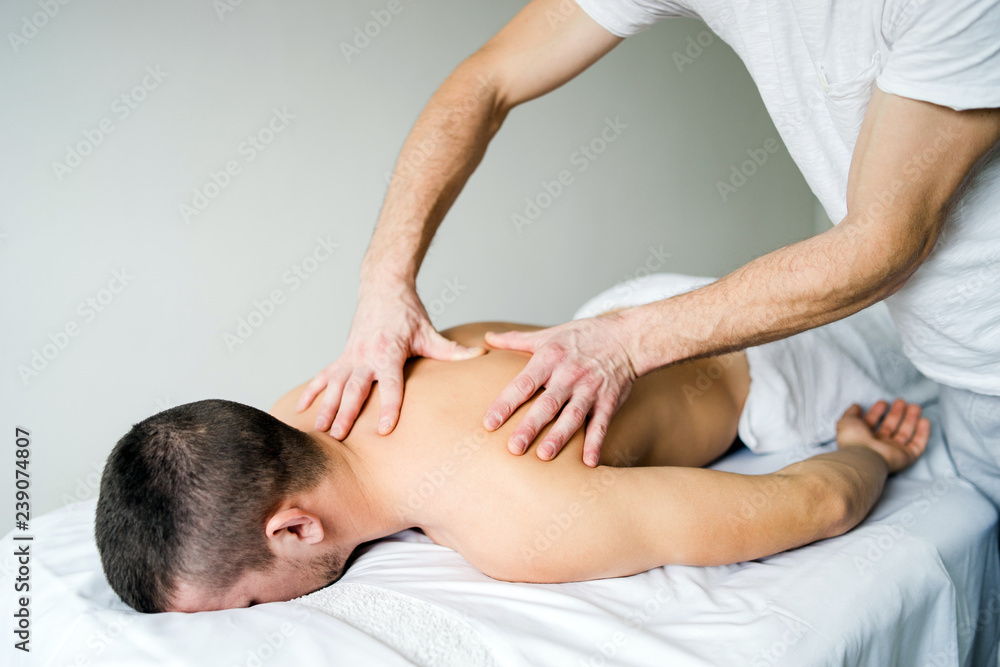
[296,0,999,467]
[168,322,928,612]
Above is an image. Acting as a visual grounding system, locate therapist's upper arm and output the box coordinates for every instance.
[468,0,623,113]
[838,89,1000,289]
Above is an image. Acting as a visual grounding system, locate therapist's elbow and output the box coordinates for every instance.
[838,209,943,298]
[446,53,512,132]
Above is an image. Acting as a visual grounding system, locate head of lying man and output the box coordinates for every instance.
[95,399,355,613]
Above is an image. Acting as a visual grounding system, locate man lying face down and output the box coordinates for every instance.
[95,322,930,613]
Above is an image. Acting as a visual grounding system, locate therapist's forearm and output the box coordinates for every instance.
[360,58,508,288]
[623,92,1000,376]
[620,218,926,375]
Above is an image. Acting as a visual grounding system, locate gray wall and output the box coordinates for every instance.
[1,0,817,521]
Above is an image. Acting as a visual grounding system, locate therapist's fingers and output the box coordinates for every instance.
[582,399,619,467]
[484,329,541,353]
[487,316,637,464]
[535,395,593,461]
[375,365,405,435]
[330,372,375,440]
[297,376,325,413]
[298,366,337,412]
[418,327,488,361]
[506,385,565,454]
[311,366,352,430]
[516,383,575,453]
[485,356,550,432]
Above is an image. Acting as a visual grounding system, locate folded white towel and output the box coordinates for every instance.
[294,582,502,667]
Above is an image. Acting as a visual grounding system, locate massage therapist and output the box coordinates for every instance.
[297,0,1000,508]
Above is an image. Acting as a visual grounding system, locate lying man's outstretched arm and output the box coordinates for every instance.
[455,401,927,583]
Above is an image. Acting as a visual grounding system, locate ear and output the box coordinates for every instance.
[264,508,325,550]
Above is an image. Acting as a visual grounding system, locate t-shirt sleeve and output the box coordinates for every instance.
[573,0,686,38]
[876,0,1000,110]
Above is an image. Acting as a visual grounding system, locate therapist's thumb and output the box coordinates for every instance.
[419,330,487,361]
[484,329,538,353]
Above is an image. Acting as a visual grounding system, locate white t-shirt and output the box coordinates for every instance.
[574,0,1000,395]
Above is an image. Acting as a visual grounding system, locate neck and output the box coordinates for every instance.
[305,433,408,548]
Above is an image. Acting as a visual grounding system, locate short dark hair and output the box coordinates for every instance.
[95,399,330,613]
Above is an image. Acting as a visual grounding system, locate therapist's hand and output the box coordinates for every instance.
[484,314,638,467]
[297,280,486,439]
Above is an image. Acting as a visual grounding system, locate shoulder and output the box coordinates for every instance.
[268,381,313,431]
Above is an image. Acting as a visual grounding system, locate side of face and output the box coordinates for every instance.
[167,546,347,612]
[166,506,350,612]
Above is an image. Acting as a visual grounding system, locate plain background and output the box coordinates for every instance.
[1,0,825,521]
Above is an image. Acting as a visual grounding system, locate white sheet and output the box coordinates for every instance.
[3,418,996,667]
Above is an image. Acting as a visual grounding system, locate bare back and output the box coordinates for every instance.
[270,322,750,579]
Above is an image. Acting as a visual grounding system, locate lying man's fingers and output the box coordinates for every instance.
[875,398,908,440]
[841,404,863,419]
[863,400,888,427]
[892,403,922,444]
[898,407,930,465]
[911,417,931,451]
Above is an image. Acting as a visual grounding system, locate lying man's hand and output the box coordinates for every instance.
[297,281,485,439]
[836,399,930,474]
[484,314,638,467]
